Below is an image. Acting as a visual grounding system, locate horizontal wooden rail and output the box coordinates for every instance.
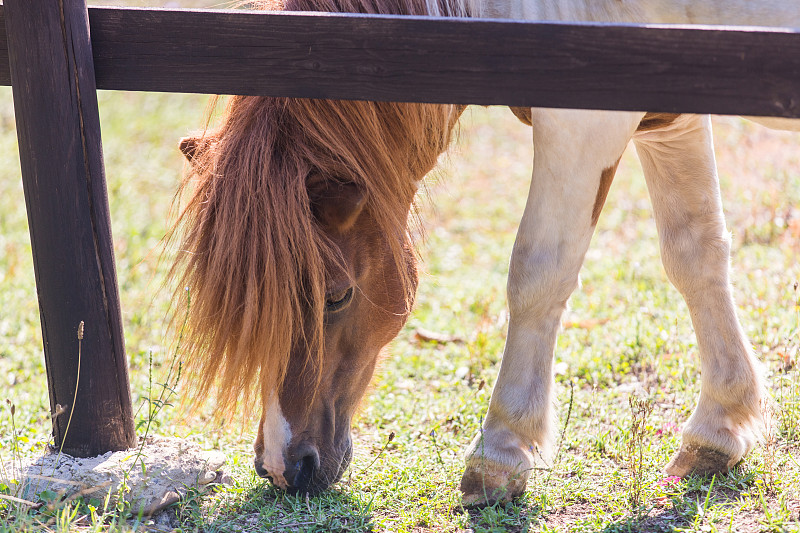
[0,6,798,117]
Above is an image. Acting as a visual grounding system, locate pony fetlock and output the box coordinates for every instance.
[667,363,766,477]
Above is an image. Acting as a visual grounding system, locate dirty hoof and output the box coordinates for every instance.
[459,463,527,507]
[665,445,735,477]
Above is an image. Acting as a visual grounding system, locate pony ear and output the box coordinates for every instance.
[308,179,366,233]
[179,134,216,163]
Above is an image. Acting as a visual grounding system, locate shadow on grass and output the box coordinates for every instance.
[598,472,757,533]
[464,496,544,532]
[597,507,693,533]
[462,471,762,533]
[174,480,376,532]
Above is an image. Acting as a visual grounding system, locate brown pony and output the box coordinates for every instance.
[172,0,464,494]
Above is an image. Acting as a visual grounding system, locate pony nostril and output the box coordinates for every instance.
[293,453,317,492]
[282,443,322,494]
[254,459,269,479]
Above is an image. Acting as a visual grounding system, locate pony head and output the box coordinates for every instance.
[173,87,460,492]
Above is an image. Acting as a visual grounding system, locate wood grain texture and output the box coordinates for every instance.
[0,7,8,86]
[90,8,800,117]
[4,0,136,457]
[0,6,799,116]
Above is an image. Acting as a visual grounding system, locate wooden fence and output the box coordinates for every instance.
[1,0,798,457]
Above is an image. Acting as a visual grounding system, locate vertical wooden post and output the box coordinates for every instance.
[4,0,136,456]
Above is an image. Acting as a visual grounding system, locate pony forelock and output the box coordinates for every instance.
[169,0,463,421]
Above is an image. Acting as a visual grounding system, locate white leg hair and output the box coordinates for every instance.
[633,114,766,476]
[744,117,800,132]
[460,108,643,505]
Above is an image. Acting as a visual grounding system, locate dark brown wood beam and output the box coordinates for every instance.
[4,0,136,457]
[0,6,799,117]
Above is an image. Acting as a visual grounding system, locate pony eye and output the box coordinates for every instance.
[325,287,353,312]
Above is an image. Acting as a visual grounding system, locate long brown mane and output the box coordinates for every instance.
[170,0,466,421]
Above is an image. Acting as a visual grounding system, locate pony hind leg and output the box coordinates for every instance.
[460,109,643,506]
[633,114,766,477]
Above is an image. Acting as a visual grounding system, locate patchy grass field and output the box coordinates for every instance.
[1,10,799,531]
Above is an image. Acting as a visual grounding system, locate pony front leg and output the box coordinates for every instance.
[633,114,765,477]
[460,109,643,505]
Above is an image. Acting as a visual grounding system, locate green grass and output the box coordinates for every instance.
[1,70,800,532]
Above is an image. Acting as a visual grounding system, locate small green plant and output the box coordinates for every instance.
[626,394,654,510]
[543,381,575,490]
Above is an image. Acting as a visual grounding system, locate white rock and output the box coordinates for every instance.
[1,436,226,516]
